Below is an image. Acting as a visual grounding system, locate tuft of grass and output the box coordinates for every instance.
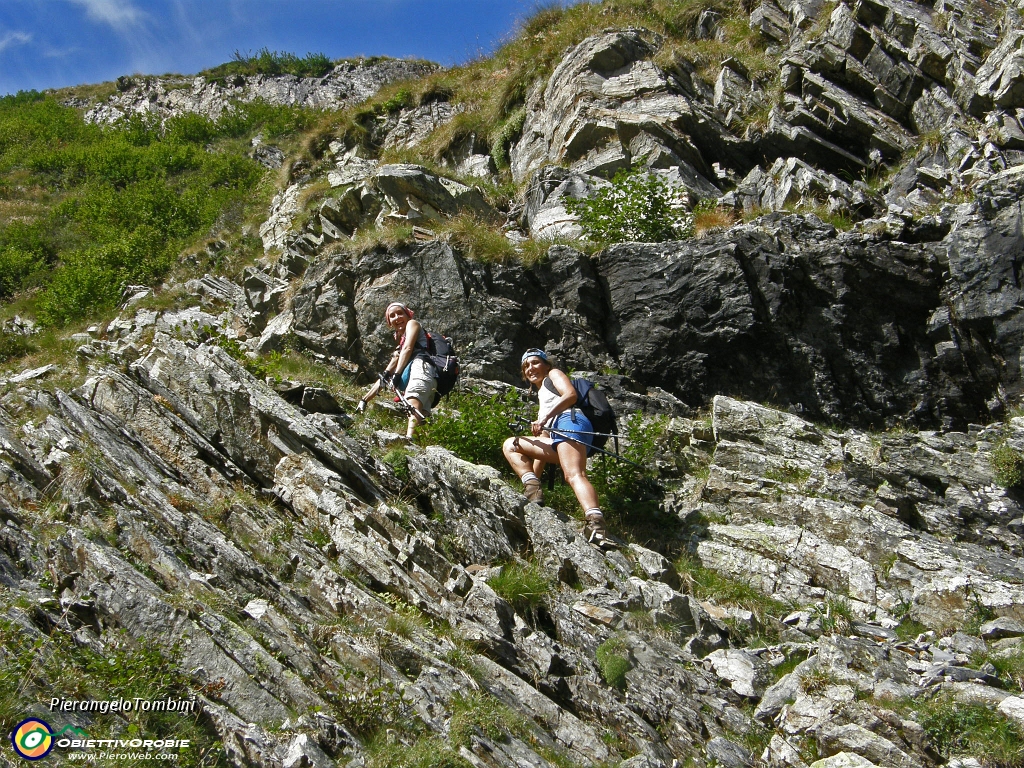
[900,692,1024,767]
[817,596,854,636]
[438,212,518,263]
[991,442,1024,487]
[894,615,928,641]
[675,554,791,623]
[800,666,843,694]
[204,48,334,80]
[344,220,415,255]
[980,649,1024,692]
[489,561,552,617]
[595,636,632,690]
[693,200,737,237]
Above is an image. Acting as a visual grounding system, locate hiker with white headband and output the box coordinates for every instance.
[357,301,437,439]
[502,348,613,548]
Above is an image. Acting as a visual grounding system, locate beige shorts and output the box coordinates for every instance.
[404,357,437,416]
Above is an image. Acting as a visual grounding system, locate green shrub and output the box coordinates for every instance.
[334,668,414,740]
[418,387,524,467]
[489,562,551,616]
[0,221,53,299]
[589,412,662,505]
[0,248,43,299]
[595,637,632,690]
[991,442,1024,487]
[907,692,1024,766]
[212,334,275,380]
[562,166,692,243]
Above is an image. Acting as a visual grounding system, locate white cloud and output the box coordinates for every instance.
[67,0,146,32]
[0,31,32,53]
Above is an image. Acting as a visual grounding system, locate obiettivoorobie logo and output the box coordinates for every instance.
[10,719,87,761]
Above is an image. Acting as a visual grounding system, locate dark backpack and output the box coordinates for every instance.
[544,376,617,449]
[425,331,460,406]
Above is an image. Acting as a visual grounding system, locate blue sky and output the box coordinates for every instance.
[0,1,579,96]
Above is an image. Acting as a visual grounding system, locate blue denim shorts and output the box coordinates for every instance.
[549,410,595,456]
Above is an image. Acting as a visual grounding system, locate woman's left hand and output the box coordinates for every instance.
[531,420,544,436]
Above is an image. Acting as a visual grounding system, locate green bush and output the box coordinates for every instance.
[589,412,662,504]
[0,221,53,299]
[382,447,410,482]
[564,166,692,243]
[991,442,1024,487]
[212,334,275,380]
[595,637,632,690]
[418,387,524,467]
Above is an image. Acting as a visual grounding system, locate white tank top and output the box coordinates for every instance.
[538,377,561,418]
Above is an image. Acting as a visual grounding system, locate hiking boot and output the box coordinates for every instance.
[584,514,617,550]
[523,480,543,504]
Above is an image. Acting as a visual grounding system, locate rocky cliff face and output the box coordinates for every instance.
[233,0,1024,429]
[4,318,1024,766]
[6,1,1024,766]
[280,160,1024,429]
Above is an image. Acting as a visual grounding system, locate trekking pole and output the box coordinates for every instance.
[378,372,427,422]
[508,416,645,468]
[507,415,619,439]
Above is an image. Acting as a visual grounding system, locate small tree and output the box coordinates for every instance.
[565,166,692,243]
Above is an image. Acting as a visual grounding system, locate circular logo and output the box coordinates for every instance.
[11,719,54,761]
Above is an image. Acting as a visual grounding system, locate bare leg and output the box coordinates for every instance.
[503,436,558,478]
[556,441,599,512]
[406,397,426,439]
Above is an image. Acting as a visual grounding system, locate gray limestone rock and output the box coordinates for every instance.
[706,648,774,698]
[979,616,1024,639]
[510,29,732,193]
[84,60,438,126]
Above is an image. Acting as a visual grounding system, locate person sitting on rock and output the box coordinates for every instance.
[357,302,436,440]
[502,348,613,548]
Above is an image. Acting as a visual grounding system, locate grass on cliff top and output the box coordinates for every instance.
[203,48,334,80]
[304,0,778,174]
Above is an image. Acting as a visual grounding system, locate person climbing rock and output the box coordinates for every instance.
[357,302,436,440]
[502,348,614,549]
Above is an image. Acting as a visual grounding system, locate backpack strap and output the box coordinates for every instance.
[543,378,558,395]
